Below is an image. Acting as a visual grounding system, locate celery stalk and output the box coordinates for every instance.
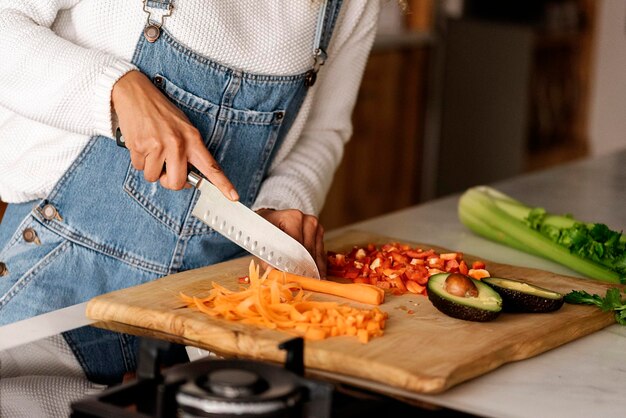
[458,186,624,284]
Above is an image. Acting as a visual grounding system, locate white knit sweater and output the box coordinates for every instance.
[0,0,379,215]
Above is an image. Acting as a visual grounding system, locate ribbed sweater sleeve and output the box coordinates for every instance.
[251,3,380,215]
[0,0,137,138]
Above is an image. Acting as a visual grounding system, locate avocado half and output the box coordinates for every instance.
[482,277,564,313]
[427,273,502,322]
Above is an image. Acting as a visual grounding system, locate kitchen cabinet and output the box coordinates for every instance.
[319,33,432,230]
[434,18,533,197]
[460,0,597,171]
[320,0,597,227]
[526,0,596,170]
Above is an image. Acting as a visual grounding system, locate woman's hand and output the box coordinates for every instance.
[111,70,239,200]
[256,209,326,278]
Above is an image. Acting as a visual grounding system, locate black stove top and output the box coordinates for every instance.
[70,337,476,418]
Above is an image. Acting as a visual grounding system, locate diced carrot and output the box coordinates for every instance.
[305,327,327,340]
[468,268,490,280]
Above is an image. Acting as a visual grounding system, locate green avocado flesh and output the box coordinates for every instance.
[427,273,502,322]
[482,277,564,313]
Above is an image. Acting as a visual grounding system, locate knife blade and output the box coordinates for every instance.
[116,129,320,279]
[0,302,93,351]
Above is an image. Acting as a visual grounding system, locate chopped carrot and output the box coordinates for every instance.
[180,260,388,343]
[468,268,490,280]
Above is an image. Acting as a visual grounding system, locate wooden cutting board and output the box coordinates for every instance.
[86,230,618,394]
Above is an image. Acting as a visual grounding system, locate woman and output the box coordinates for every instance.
[0,0,380,386]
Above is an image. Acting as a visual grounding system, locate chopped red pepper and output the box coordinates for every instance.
[326,242,490,296]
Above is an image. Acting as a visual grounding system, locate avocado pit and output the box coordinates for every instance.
[444,273,479,298]
[427,273,502,322]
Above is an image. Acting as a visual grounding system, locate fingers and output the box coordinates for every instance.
[129,150,145,171]
[257,209,326,278]
[143,152,165,183]
[188,141,239,201]
[113,72,236,196]
[315,223,326,278]
[277,210,304,244]
[302,215,318,264]
[303,214,325,278]
[159,141,188,190]
[124,128,236,195]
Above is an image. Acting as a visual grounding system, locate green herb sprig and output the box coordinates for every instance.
[564,289,626,325]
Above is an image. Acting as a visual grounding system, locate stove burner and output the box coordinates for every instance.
[205,369,266,398]
[177,361,305,417]
[71,337,332,418]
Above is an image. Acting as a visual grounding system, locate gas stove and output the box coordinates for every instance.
[70,337,473,418]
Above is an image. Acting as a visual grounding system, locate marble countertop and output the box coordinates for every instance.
[2,149,625,417]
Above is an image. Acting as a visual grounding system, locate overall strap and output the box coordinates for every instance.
[314,0,344,57]
[143,0,173,42]
[307,0,344,87]
[145,0,172,10]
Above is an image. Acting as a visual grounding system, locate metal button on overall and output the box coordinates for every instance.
[304,70,317,87]
[22,228,40,244]
[144,25,161,43]
[0,262,7,276]
[41,203,61,221]
[153,75,164,87]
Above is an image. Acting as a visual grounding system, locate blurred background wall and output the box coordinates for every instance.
[589,0,626,156]
[319,0,626,230]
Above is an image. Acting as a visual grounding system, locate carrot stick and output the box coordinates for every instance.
[267,270,384,305]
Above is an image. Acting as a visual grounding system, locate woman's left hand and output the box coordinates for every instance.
[255,209,326,279]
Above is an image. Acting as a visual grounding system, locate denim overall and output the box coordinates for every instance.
[0,0,343,384]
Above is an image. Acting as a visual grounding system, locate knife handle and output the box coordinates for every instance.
[115,127,203,187]
[114,127,127,149]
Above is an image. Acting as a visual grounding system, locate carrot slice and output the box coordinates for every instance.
[267,269,384,305]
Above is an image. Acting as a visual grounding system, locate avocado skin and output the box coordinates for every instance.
[483,279,564,313]
[428,285,501,322]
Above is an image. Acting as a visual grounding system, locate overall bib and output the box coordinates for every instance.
[0,0,343,384]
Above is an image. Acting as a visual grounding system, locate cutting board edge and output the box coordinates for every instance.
[440,310,616,391]
[87,296,452,392]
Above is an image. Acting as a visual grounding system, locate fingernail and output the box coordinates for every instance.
[230,189,239,201]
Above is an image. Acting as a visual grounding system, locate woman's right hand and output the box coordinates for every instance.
[111,70,239,201]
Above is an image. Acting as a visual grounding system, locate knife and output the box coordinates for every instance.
[115,128,321,279]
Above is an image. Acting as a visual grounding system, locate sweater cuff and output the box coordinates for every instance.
[92,59,138,139]
[251,184,318,215]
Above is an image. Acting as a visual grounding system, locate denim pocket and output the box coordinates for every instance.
[157,74,220,150]
[0,217,70,324]
[123,74,287,234]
